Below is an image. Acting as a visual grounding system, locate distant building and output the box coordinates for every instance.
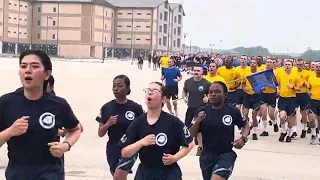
[0,0,185,58]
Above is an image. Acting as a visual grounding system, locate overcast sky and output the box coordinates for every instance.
[171,0,319,53]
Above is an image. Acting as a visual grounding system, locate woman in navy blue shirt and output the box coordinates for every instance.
[96,75,143,179]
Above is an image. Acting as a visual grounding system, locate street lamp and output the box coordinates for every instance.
[183,33,187,54]
[45,16,53,54]
[210,44,215,55]
[132,26,140,59]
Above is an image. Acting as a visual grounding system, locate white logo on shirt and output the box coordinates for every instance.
[120,134,127,143]
[222,115,233,126]
[198,86,204,91]
[125,111,135,121]
[39,112,55,129]
[156,133,167,146]
[183,126,190,138]
[97,110,102,119]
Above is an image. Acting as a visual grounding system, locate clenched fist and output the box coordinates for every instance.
[9,116,29,137]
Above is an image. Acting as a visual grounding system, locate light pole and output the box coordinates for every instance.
[132,26,140,59]
[210,44,215,55]
[183,33,187,54]
[45,16,53,54]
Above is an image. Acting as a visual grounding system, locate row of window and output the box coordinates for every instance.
[8,3,27,8]
[8,17,27,21]
[158,37,181,47]
[159,25,182,36]
[8,31,27,35]
[118,12,151,16]
[159,12,182,24]
[117,25,151,28]
[116,38,151,41]
[37,34,56,39]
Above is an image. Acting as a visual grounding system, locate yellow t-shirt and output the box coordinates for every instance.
[235,66,250,89]
[277,71,299,98]
[160,56,169,68]
[308,75,320,101]
[204,74,226,84]
[309,70,316,77]
[295,69,310,94]
[257,64,266,72]
[242,70,256,95]
[217,66,240,92]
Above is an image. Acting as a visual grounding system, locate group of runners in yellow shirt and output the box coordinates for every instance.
[203,55,320,144]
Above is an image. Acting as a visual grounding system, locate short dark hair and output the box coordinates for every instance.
[19,50,52,71]
[114,75,131,95]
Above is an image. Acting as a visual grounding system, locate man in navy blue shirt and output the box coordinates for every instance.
[190,81,250,180]
[161,58,182,116]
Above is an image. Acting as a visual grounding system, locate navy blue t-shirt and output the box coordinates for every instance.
[96,100,143,145]
[196,104,245,154]
[0,89,79,167]
[118,111,192,168]
[163,67,182,87]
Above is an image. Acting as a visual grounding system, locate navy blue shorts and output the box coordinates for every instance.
[296,93,309,111]
[106,144,137,175]
[235,89,245,105]
[200,151,237,180]
[278,97,297,116]
[161,67,167,76]
[6,162,64,180]
[309,99,320,116]
[134,163,182,180]
[260,92,277,108]
[185,107,198,128]
[226,91,237,106]
[243,93,261,111]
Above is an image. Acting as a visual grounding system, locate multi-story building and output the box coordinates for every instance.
[0,0,185,59]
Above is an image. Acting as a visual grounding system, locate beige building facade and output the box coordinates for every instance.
[0,0,185,59]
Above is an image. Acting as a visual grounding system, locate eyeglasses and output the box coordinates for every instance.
[143,88,162,94]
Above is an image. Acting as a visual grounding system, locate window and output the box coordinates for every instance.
[20,4,22,7]
[177,38,181,48]
[126,38,131,40]
[127,25,132,28]
[52,34,56,39]
[128,13,132,15]
[37,20,40,25]
[179,6,183,13]
[8,31,10,33]
[146,39,151,41]
[164,11,168,21]
[24,32,27,35]
[163,24,167,34]
[38,7,41,12]
[159,38,162,45]
[14,18,16,20]
[117,25,122,27]
[25,5,27,8]
[146,26,151,28]
[173,40,176,47]
[112,12,113,17]
[37,34,40,38]
[105,11,108,16]
[174,16,177,23]
[19,32,21,34]
[163,36,167,46]
[9,3,11,5]
[136,25,141,28]
[53,7,56,12]
[105,37,107,41]
[105,24,107,29]
[174,28,176,35]
[24,19,27,21]
[159,25,162,32]
[136,38,140,40]
[178,15,182,24]
[117,38,121,40]
[147,13,151,15]
[160,13,163,20]
[137,13,141,15]
[178,27,181,36]
[118,12,122,15]
[111,37,113,42]
[8,17,11,19]
[14,4,17,6]
[53,21,56,26]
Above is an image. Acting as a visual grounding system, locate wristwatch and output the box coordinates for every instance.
[63,141,72,151]
[241,136,248,143]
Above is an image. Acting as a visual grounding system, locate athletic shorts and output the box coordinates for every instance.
[134,163,182,180]
[161,67,167,76]
[225,91,237,106]
[309,99,320,116]
[260,92,277,108]
[165,86,179,100]
[243,93,261,111]
[278,97,297,116]
[5,162,64,180]
[200,151,237,180]
[106,143,137,175]
[235,89,245,105]
[296,93,309,111]
[185,107,198,128]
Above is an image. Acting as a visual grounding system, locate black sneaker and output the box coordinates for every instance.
[291,132,298,139]
[310,135,317,144]
[316,128,319,134]
[196,147,203,156]
[273,124,279,132]
[279,132,287,142]
[260,131,269,136]
[194,137,198,145]
[268,120,273,126]
[300,130,307,138]
[307,127,312,134]
[252,133,258,140]
[285,136,291,142]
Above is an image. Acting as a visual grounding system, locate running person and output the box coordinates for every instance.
[189,81,250,180]
[161,58,182,116]
[204,62,226,84]
[119,82,194,180]
[0,50,82,179]
[96,75,143,179]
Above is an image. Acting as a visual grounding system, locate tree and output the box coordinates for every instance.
[233,46,271,57]
[300,49,320,61]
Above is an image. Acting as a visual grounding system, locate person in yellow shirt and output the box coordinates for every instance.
[242,59,261,140]
[307,64,320,144]
[276,60,300,143]
[204,62,226,84]
[160,54,169,75]
[294,59,310,139]
[304,61,311,71]
[235,55,249,110]
[259,58,278,137]
[256,56,266,71]
[217,57,241,106]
